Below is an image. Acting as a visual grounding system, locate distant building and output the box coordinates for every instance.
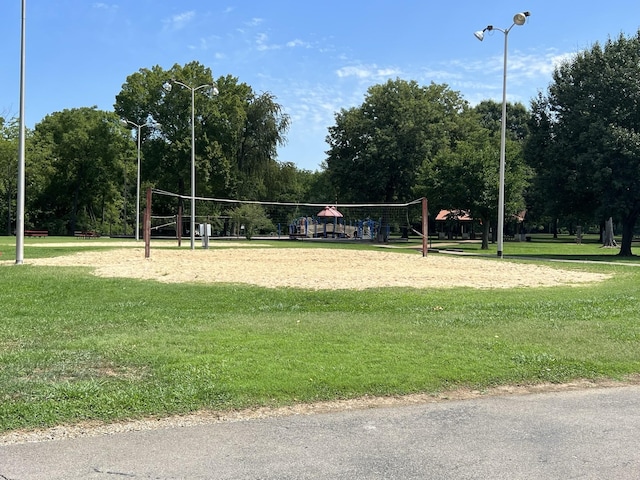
[435,209,474,240]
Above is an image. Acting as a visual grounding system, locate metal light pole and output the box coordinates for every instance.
[163,80,218,250]
[474,11,530,258]
[122,119,154,241]
[15,0,26,265]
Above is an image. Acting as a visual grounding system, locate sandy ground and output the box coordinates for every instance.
[19,242,611,290]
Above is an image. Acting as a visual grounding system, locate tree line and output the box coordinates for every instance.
[1,31,640,255]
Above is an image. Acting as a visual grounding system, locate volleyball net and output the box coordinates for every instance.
[143,188,428,255]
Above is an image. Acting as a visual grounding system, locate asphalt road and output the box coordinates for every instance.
[2,385,639,479]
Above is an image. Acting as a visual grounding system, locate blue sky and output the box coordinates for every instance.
[2,1,640,171]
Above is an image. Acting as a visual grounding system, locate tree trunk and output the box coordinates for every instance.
[619,214,637,257]
[599,220,604,243]
[481,220,490,250]
[5,184,12,235]
[602,217,618,248]
[70,187,79,235]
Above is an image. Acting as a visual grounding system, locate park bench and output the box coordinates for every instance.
[24,230,48,237]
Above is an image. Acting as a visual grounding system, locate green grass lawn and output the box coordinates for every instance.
[430,232,640,262]
[1,235,639,433]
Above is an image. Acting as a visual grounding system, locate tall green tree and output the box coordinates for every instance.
[525,93,588,236]
[474,99,530,142]
[30,107,132,234]
[427,103,531,249]
[114,62,290,207]
[526,31,640,256]
[234,91,290,199]
[0,118,19,234]
[325,79,469,203]
[115,62,216,208]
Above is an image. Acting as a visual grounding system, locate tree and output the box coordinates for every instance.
[114,62,290,207]
[474,99,530,142]
[115,62,217,209]
[228,203,274,239]
[429,103,531,249]
[30,107,132,234]
[528,32,640,256]
[325,79,469,203]
[526,93,600,237]
[0,118,19,234]
[298,169,336,204]
[234,91,290,199]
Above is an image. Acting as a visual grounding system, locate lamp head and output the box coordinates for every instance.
[162,81,172,93]
[473,25,493,42]
[211,86,219,96]
[513,11,530,26]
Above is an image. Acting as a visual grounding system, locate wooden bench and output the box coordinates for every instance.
[24,230,48,237]
[74,231,100,239]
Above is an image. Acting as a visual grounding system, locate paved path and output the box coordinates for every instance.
[2,385,639,479]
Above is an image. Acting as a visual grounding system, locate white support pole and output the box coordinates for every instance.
[497,30,509,259]
[190,87,196,250]
[15,0,26,265]
[136,125,141,241]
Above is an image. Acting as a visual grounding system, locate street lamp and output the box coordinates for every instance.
[163,79,218,250]
[474,11,530,258]
[121,118,157,241]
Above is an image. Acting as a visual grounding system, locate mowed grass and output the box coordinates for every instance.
[432,232,640,263]
[1,236,639,433]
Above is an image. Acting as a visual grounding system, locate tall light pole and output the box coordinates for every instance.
[121,119,155,241]
[163,80,218,250]
[474,11,530,258]
[15,0,26,265]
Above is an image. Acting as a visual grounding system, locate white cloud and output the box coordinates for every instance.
[286,39,309,48]
[246,17,264,27]
[517,50,576,77]
[164,11,195,31]
[92,3,117,10]
[442,48,584,105]
[336,66,372,79]
[195,34,223,52]
[452,49,576,82]
[256,32,282,51]
[280,83,344,129]
[376,68,401,77]
[419,68,463,82]
[335,64,402,80]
